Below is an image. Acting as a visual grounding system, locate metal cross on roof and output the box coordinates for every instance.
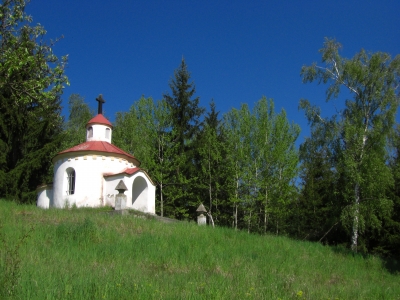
[96,94,105,114]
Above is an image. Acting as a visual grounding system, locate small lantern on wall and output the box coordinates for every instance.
[196,203,207,225]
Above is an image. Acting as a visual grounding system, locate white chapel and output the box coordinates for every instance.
[37,95,156,213]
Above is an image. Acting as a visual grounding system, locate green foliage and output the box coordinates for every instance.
[62,94,93,149]
[300,38,400,252]
[0,0,68,202]
[162,59,205,218]
[113,96,176,217]
[295,138,345,243]
[163,58,204,155]
[0,0,68,106]
[223,97,300,233]
[193,100,232,225]
[373,125,400,257]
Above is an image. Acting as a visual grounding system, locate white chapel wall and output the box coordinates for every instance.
[37,184,53,209]
[52,153,135,208]
[104,172,155,214]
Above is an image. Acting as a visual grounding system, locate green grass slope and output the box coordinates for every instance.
[0,199,399,299]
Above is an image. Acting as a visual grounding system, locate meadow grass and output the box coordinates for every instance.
[0,199,399,299]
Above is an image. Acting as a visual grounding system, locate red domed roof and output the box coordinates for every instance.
[55,141,140,165]
[87,114,113,127]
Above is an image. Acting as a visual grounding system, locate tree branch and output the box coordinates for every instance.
[316,65,359,96]
[319,221,339,242]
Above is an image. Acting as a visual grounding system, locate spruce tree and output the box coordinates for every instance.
[163,58,205,219]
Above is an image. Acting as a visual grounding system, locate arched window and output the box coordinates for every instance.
[66,169,76,195]
[87,126,93,138]
[105,128,110,139]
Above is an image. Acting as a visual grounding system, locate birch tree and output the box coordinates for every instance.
[223,98,299,233]
[267,110,300,234]
[300,38,400,252]
[223,104,257,230]
[253,98,300,234]
[252,98,275,233]
[196,101,224,221]
[113,97,174,216]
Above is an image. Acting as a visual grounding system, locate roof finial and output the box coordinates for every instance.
[96,94,105,114]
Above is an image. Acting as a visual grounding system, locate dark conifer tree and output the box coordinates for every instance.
[162,58,205,219]
[204,99,219,130]
[373,125,400,257]
[294,143,345,243]
[163,58,204,156]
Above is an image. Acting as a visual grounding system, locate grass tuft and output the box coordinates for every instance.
[0,222,33,298]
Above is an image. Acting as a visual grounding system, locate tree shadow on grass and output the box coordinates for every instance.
[382,257,400,275]
[330,244,400,275]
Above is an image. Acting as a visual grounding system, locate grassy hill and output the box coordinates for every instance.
[0,200,399,299]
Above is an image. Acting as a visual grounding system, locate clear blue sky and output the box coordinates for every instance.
[26,0,400,143]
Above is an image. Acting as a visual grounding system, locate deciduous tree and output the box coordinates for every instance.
[113,97,175,217]
[300,38,400,252]
[63,94,93,149]
[0,0,68,201]
[223,98,300,233]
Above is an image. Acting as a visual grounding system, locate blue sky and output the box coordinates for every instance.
[25,0,399,144]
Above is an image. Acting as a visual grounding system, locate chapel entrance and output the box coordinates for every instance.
[132,176,148,207]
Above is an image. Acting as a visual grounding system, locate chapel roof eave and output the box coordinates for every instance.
[53,141,141,166]
[103,167,156,186]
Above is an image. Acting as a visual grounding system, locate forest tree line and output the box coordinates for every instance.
[0,0,399,256]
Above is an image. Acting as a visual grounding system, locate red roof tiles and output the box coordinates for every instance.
[87,114,113,127]
[104,167,141,177]
[103,167,156,185]
[56,141,139,163]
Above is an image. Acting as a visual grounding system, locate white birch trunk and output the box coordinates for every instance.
[264,188,268,233]
[351,183,360,252]
[234,163,239,230]
[208,145,212,213]
[160,182,164,217]
[351,124,367,252]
